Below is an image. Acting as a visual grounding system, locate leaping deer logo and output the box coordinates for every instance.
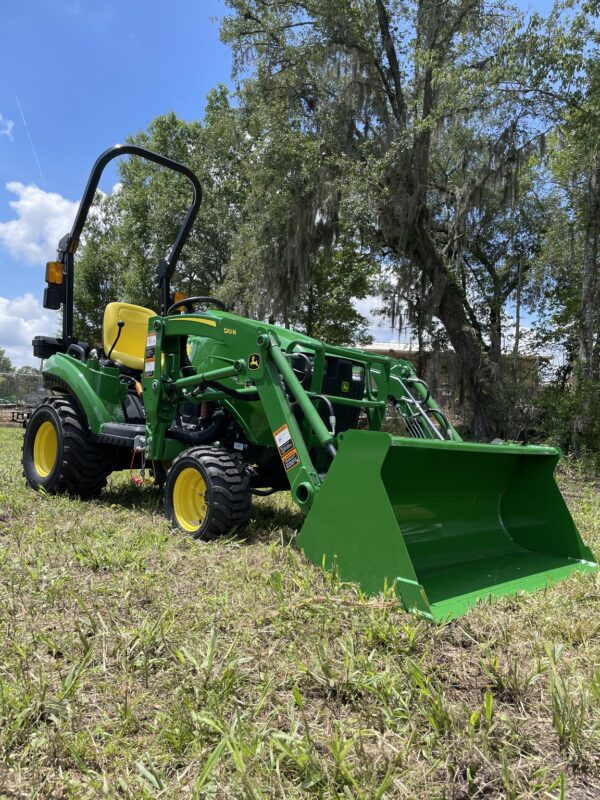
[249,353,261,371]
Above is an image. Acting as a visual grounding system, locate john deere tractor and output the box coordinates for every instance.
[22,145,597,621]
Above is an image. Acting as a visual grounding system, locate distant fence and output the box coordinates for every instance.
[0,372,47,407]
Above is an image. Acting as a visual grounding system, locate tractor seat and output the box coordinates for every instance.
[102,302,155,371]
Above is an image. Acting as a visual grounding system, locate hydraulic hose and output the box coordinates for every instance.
[166,409,226,445]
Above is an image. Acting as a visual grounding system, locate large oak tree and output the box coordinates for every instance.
[221,0,585,436]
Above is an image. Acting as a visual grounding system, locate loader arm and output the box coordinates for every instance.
[141,309,458,509]
[142,313,335,511]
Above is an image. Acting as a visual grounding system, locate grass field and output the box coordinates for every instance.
[1,426,600,798]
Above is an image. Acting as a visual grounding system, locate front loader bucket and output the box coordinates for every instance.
[296,430,597,621]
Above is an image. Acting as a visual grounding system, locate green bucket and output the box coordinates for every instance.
[296,430,597,621]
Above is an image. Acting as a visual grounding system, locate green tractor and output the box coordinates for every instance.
[23,145,597,621]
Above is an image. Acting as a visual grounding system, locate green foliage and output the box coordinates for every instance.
[290,244,377,346]
[73,89,376,347]
[526,8,600,460]
[538,381,600,471]
[74,193,126,344]
[0,349,15,401]
[0,347,13,374]
[15,365,40,376]
[219,0,597,436]
[68,0,600,448]
[74,89,249,342]
[0,368,43,404]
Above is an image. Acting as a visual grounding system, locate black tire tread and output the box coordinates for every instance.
[166,445,251,540]
[22,395,115,499]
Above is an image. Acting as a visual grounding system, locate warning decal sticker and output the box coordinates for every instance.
[274,424,294,455]
[145,334,157,365]
[273,424,300,471]
[282,450,300,472]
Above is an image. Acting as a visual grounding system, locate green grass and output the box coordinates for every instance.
[1,427,600,798]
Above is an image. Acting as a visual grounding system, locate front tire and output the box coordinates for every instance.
[22,395,115,499]
[165,446,251,540]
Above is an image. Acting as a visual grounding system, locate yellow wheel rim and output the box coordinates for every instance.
[33,420,58,478]
[172,466,208,533]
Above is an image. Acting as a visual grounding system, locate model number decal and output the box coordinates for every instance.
[224,327,237,335]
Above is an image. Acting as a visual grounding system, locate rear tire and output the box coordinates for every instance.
[22,395,115,499]
[165,446,251,540]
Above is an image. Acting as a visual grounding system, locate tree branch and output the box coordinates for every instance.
[375,0,407,126]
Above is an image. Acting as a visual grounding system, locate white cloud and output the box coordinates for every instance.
[0,182,78,265]
[0,293,59,367]
[0,114,14,140]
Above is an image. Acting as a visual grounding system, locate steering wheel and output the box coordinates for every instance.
[167,295,228,315]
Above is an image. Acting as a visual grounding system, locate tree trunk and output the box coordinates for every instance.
[379,201,501,438]
[512,257,522,379]
[416,316,426,378]
[411,223,500,440]
[573,150,600,455]
[306,282,315,338]
[489,287,502,369]
[578,151,600,380]
[416,273,427,378]
[436,277,498,440]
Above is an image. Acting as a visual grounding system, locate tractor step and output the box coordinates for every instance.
[98,422,145,446]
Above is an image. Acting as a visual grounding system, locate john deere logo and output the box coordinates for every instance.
[341,381,350,393]
[249,353,261,371]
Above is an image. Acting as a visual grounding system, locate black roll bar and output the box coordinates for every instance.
[52,144,202,347]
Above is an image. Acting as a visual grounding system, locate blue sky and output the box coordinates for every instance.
[0,0,552,365]
[0,0,232,364]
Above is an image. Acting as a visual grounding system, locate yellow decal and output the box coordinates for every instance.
[170,317,218,328]
[224,327,237,335]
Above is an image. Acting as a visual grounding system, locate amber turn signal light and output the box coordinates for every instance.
[45,261,64,285]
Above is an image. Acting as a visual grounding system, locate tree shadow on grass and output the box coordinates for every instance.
[242,494,303,545]
[96,472,164,515]
[96,472,303,545]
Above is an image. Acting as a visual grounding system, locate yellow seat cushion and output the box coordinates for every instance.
[103,302,155,371]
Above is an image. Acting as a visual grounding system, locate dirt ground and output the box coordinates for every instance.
[0,408,21,428]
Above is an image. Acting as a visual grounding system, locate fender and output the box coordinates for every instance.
[42,353,127,435]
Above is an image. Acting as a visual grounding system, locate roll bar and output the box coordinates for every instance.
[46,144,203,347]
